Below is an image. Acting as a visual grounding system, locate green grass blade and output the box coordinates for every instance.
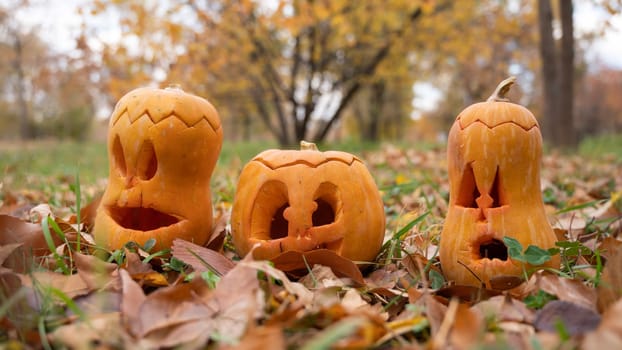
[41,217,70,275]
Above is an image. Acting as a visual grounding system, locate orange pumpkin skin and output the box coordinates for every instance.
[93,87,223,252]
[231,144,385,262]
[440,78,559,286]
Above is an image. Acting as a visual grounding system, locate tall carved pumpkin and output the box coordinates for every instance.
[93,86,223,252]
[440,77,559,286]
[231,142,385,262]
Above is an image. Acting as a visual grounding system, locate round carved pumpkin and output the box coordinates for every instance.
[93,86,223,252]
[439,77,559,286]
[231,142,385,262]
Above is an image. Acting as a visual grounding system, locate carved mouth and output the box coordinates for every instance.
[475,238,508,261]
[107,206,180,231]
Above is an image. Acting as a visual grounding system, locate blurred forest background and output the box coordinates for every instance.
[1,0,621,148]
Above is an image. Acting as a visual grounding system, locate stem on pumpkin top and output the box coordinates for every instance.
[487,76,517,102]
[300,140,319,151]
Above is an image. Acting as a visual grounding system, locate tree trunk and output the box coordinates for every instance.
[12,33,33,140]
[363,81,385,142]
[537,0,557,144]
[537,0,577,148]
[558,0,575,147]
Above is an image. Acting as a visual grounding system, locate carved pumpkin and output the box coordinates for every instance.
[440,77,559,286]
[231,142,385,262]
[93,86,223,252]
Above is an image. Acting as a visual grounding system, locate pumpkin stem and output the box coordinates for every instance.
[487,76,517,102]
[300,140,319,151]
[165,83,183,91]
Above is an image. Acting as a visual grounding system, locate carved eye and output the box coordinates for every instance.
[251,180,289,240]
[456,164,504,209]
[136,140,158,180]
[112,135,127,177]
[312,182,340,227]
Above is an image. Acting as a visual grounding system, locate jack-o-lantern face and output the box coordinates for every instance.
[231,142,385,262]
[94,86,223,252]
[440,77,559,286]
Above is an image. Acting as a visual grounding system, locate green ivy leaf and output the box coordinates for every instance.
[503,236,525,261]
[524,245,552,265]
[429,269,445,289]
[524,290,557,309]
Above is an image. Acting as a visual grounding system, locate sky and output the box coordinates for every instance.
[10,0,622,117]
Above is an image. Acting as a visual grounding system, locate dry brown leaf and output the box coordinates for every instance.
[583,298,622,349]
[119,269,147,337]
[0,242,23,269]
[71,290,121,316]
[530,272,597,311]
[597,236,622,261]
[270,249,365,286]
[299,264,345,289]
[0,270,39,330]
[418,293,447,336]
[366,264,408,289]
[220,325,286,350]
[19,271,89,298]
[77,194,101,232]
[73,252,120,292]
[205,202,230,251]
[597,244,622,312]
[171,238,235,275]
[239,259,314,306]
[434,285,502,304]
[449,302,484,350]
[123,250,169,287]
[118,253,267,348]
[533,300,601,335]
[50,312,130,349]
[0,214,59,272]
[472,294,534,324]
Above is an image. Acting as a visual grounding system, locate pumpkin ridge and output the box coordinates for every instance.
[458,119,538,131]
[254,156,358,170]
[111,109,221,131]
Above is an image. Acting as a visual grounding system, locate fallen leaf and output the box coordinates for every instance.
[583,298,622,349]
[270,249,365,286]
[119,269,147,337]
[205,203,229,251]
[597,244,622,312]
[171,238,235,276]
[472,294,534,325]
[0,243,23,268]
[123,250,169,287]
[19,271,89,298]
[366,263,408,289]
[434,285,501,304]
[533,300,600,335]
[74,252,120,292]
[529,272,597,311]
[450,302,484,349]
[77,194,101,232]
[0,214,60,272]
[299,264,345,289]
[70,290,122,316]
[221,325,286,350]
[118,253,267,348]
[51,312,130,349]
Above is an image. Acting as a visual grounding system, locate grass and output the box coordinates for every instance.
[0,140,108,190]
[0,139,392,194]
[579,133,622,160]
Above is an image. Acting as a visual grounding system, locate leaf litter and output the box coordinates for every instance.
[1,147,622,349]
